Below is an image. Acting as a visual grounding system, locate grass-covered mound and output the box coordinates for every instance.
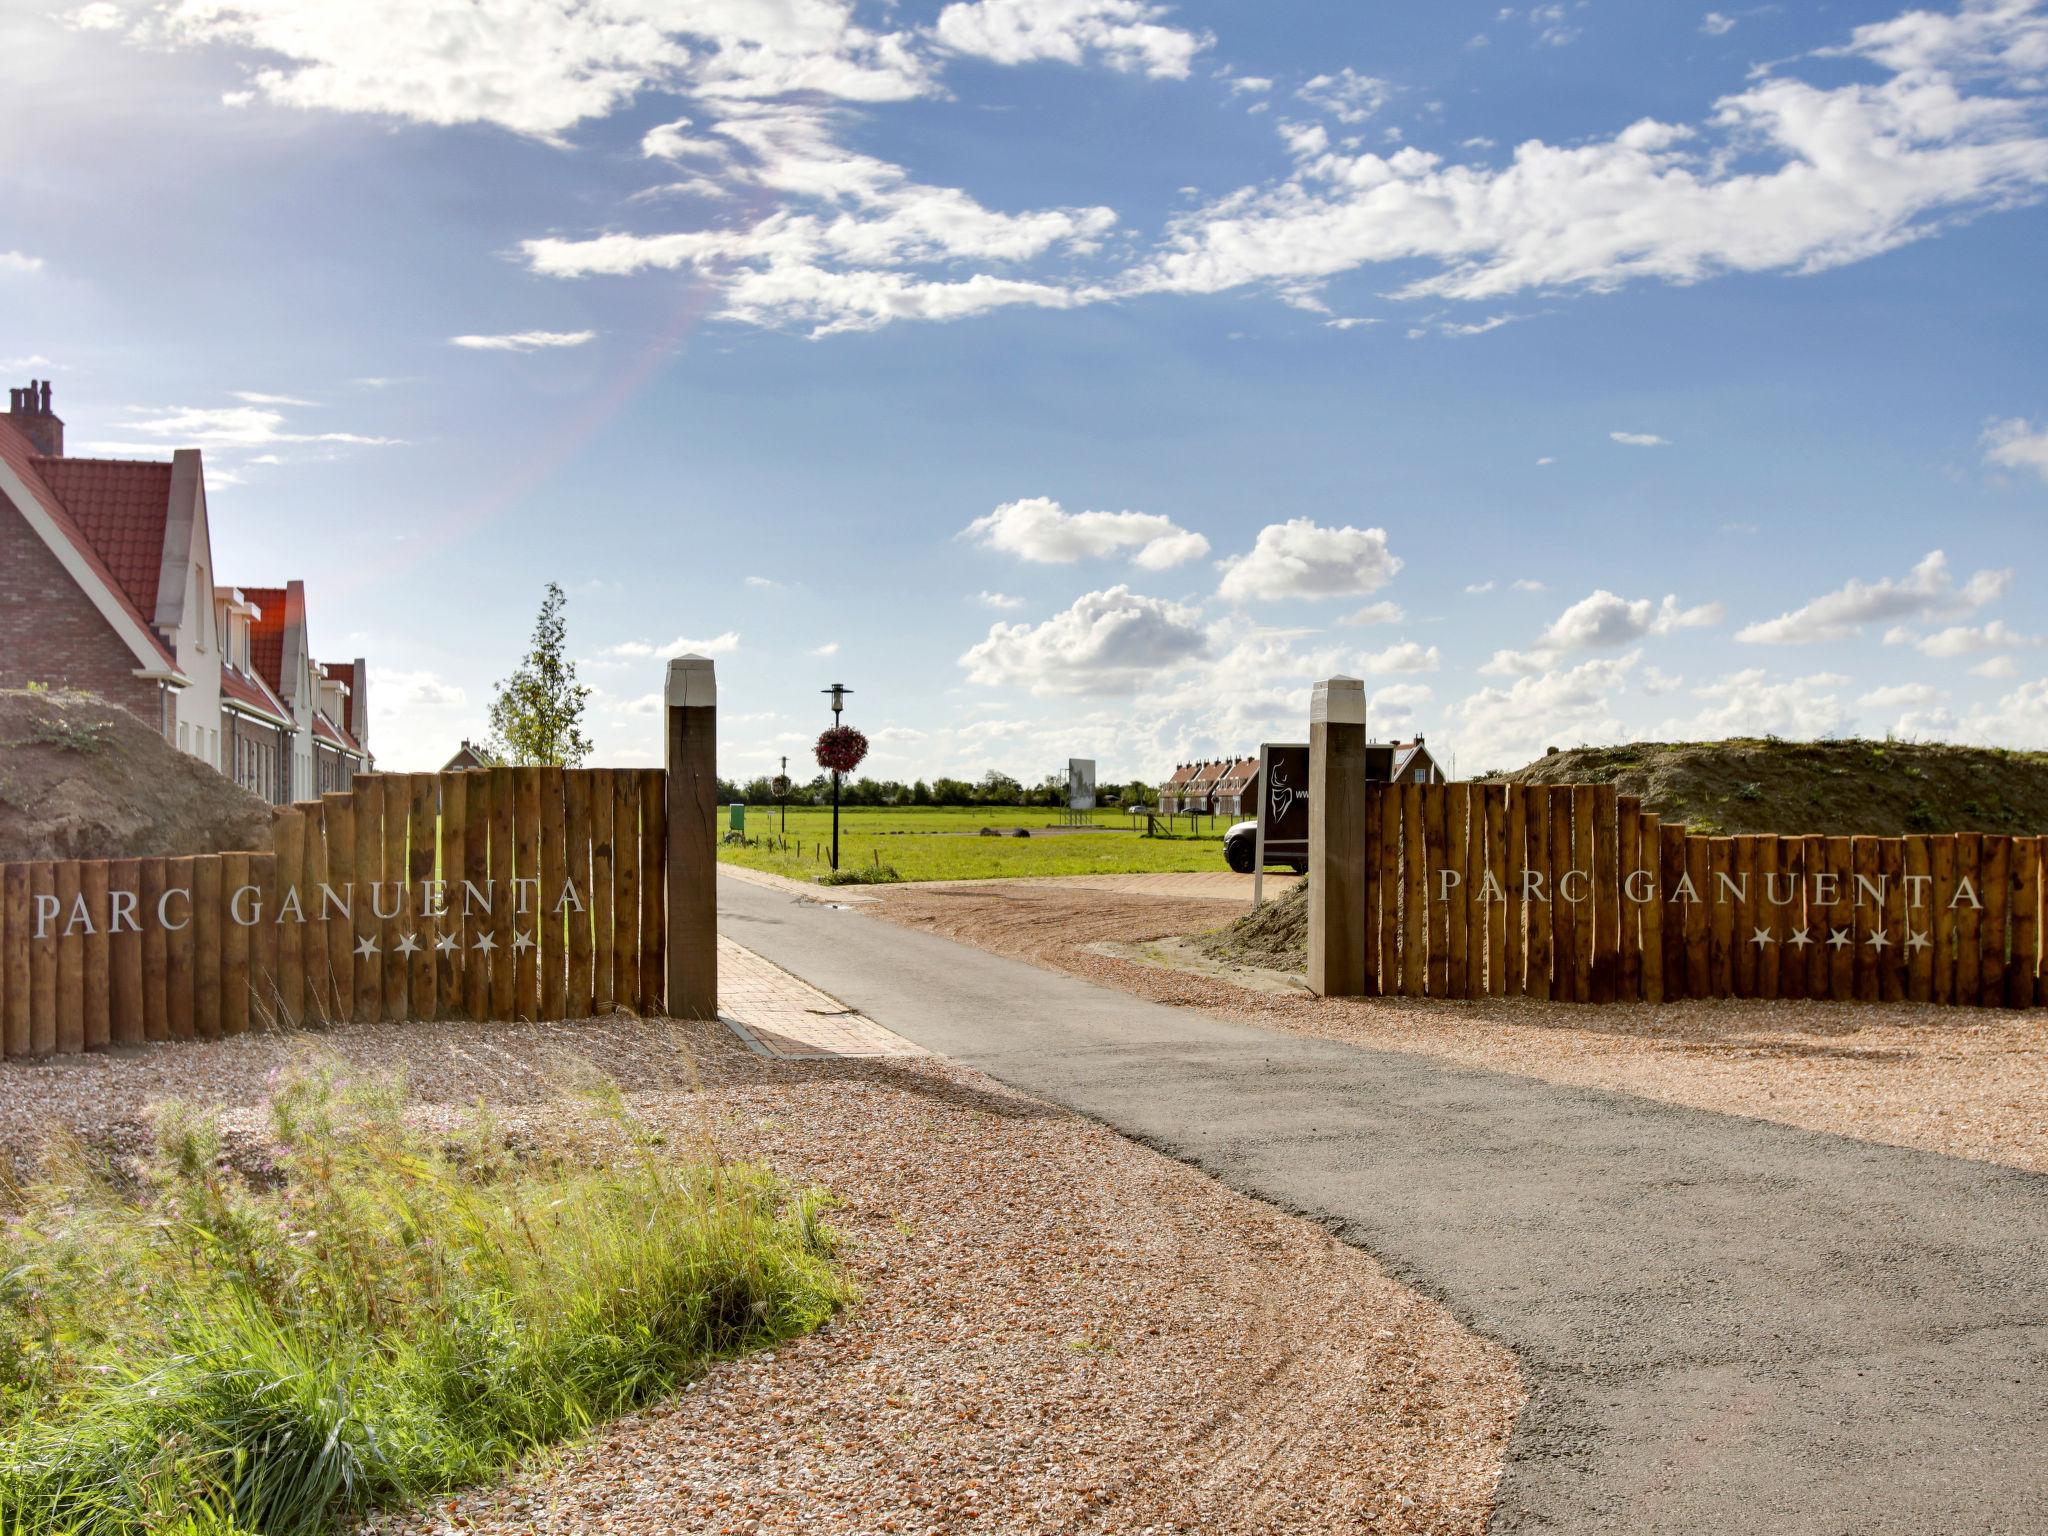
[1492,738,2048,837]
[0,1067,846,1535]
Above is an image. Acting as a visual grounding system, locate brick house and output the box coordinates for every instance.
[1212,756,1262,818]
[1180,759,1229,815]
[1158,762,1198,814]
[0,379,367,801]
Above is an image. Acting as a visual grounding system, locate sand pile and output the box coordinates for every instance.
[1197,880,1308,972]
[0,688,274,862]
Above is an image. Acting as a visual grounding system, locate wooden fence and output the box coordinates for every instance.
[1350,782,2043,1008]
[0,766,669,1057]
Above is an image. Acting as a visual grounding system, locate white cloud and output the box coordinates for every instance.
[1485,588,1724,673]
[1127,11,2048,317]
[1297,67,1391,124]
[1982,416,2048,482]
[1536,455,1555,465]
[0,251,45,275]
[74,399,399,457]
[1455,653,1640,771]
[63,3,126,30]
[1356,640,1441,674]
[964,496,1209,567]
[1701,11,1736,36]
[1665,668,1853,739]
[1609,431,1669,447]
[1857,681,1943,710]
[1338,600,1405,627]
[1737,550,2011,644]
[368,667,472,771]
[1464,580,1496,594]
[1511,577,1549,592]
[230,391,317,406]
[933,0,1211,78]
[1955,677,2048,747]
[1884,617,2042,656]
[960,585,1208,694]
[1971,655,2020,678]
[811,641,840,657]
[1226,75,1274,96]
[603,631,741,658]
[976,590,1026,610]
[1216,518,1401,602]
[744,575,781,589]
[1819,0,2048,77]
[450,329,596,351]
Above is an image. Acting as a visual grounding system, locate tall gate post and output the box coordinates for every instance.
[664,655,718,1019]
[1309,675,1368,997]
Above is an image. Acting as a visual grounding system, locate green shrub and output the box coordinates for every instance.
[816,864,901,885]
[0,1066,847,1535]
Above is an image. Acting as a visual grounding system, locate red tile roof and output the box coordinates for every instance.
[0,418,179,671]
[220,665,291,727]
[322,660,358,740]
[243,585,288,695]
[33,456,175,620]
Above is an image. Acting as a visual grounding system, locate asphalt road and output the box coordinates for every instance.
[718,873,2048,1535]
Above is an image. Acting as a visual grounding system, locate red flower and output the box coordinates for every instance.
[815,725,869,775]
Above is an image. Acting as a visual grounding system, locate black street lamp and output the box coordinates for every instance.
[776,754,789,833]
[822,683,852,870]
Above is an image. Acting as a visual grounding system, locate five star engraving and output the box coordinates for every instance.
[1827,927,1853,950]
[1786,927,1813,949]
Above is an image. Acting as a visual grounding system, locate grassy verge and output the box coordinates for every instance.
[0,1066,846,1535]
[718,806,1230,883]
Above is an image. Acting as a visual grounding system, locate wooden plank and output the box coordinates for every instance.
[1955,834,1983,1008]
[1878,839,1906,1005]
[436,774,464,1015]
[1847,837,1878,1005]
[1616,797,1641,1003]
[114,868,149,1048]
[302,806,334,1022]
[191,855,221,1040]
[139,858,171,1040]
[1505,785,1529,997]
[1798,836,1827,1001]
[2009,837,2039,1010]
[563,771,593,1017]
[29,863,60,1052]
[613,768,640,1012]
[1823,836,1855,1002]
[1361,783,1383,996]
[1442,787,1468,1000]
[251,852,279,1028]
[1552,790,1578,1003]
[1979,836,2010,1009]
[1929,836,1957,1006]
[1904,838,1934,1003]
[1731,836,1759,1001]
[1524,787,1553,1002]
[490,765,517,1021]
[515,766,542,1019]
[221,851,250,1036]
[639,769,666,1015]
[1567,787,1594,1004]
[407,773,437,1021]
[1461,782,1486,1000]
[1657,821,1687,1000]
[1754,836,1781,1001]
[541,767,568,1019]
[163,858,195,1043]
[323,790,357,1024]
[1707,838,1735,1000]
[273,810,304,1025]
[1587,785,1617,1004]
[53,861,83,1052]
[0,864,24,1057]
[1485,785,1509,999]
[381,777,411,1022]
[591,768,615,1014]
[1379,782,1404,997]
[461,772,492,1021]
[1776,837,1806,1003]
[80,861,110,1049]
[1400,782,1426,998]
[1424,785,1449,998]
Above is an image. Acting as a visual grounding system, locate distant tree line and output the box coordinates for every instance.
[717,770,1155,810]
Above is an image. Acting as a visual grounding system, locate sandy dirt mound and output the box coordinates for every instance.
[0,688,274,861]
[1197,879,1308,971]
[1493,738,2048,836]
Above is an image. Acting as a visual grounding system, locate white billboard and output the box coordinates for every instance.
[1067,758,1097,811]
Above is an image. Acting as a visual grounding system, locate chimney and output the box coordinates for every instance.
[7,379,63,457]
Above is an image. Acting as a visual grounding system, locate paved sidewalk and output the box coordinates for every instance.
[718,935,924,1060]
[720,870,2048,1535]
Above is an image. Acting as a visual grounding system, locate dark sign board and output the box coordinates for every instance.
[1258,743,1309,859]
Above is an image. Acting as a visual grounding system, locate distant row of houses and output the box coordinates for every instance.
[0,379,370,803]
[1159,737,1442,816]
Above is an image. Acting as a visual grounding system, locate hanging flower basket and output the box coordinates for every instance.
[815,725,869,776]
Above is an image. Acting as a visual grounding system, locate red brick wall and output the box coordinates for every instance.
[0,495,169,732]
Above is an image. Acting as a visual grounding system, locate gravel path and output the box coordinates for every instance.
[0,1009,1520,1535]
[725,872,2048,1535]
[869,881,2048,1174]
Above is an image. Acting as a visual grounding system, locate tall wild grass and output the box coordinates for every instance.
[0,1066,846,1535]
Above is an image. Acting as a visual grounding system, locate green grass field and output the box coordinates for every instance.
[716,803,1234,883]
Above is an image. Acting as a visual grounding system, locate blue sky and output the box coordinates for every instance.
[4,0,2045,779]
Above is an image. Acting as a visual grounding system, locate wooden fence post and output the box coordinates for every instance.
[1307,676,1367,998]
[665,655,719,1019]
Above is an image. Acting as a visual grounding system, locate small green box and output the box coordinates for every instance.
[728,802,746,833]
